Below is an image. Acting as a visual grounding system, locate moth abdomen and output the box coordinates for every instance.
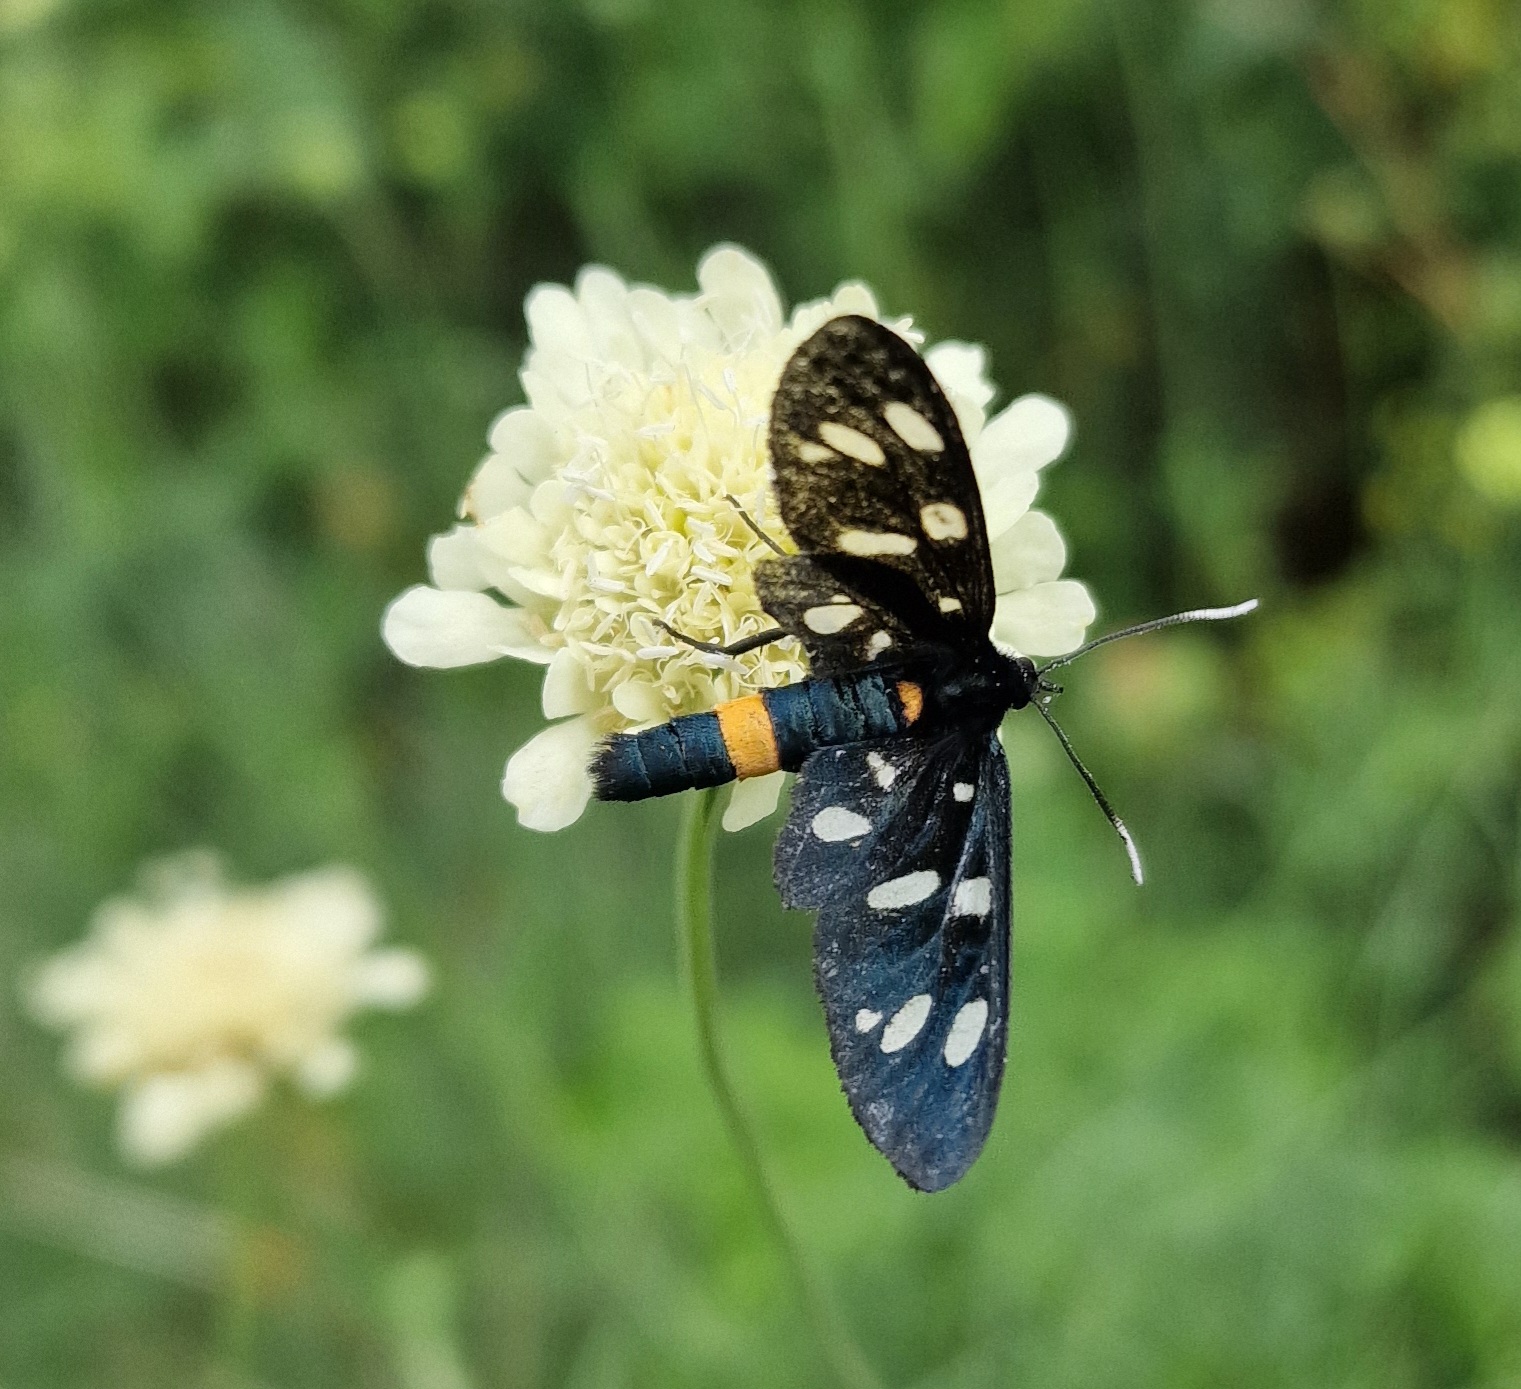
[590,710,736,801]
[763,673,921,767]
[590,673,925,803]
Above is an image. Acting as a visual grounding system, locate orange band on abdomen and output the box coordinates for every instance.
[715,694,781,779]
[896,681,924,725]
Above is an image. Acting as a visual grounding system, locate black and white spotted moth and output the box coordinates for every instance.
[593,314,1255,1191]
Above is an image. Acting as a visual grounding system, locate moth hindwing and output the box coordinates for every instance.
[775,730,1011,1192]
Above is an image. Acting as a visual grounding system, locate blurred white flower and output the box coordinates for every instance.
[383,243,1093,832]
[25,853,429,1166]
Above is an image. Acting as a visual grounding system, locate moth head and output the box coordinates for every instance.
[990,641,1043,711]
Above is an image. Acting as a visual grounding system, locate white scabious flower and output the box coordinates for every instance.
[25,853,429,1166]
[383,244,1094,833]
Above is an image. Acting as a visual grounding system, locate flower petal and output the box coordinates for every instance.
[828,281,880,319]
[427,526,492,591]
[118,1061,265,1166]
[574,265,627,322]
[279,865,382,953]
[466,407,559,523]
[977,465,1041,539]
[487,406,558,473]
[492,505,550,565]
[518,358,582,425]
[722,770,786,831]
[68,1025,142,1085]
[525,283,592,357]
[926,340,996,442]
[609,676,668,725]
[991,509,1067,594]
[993,580,1096,657]
[26,950,113,1029]
[471,514,564,606]
[501,717,600,832]
[529,477,573,529]
[628,286,684,363]
[576,266,645,368]
[789,282,883,341]
[460,455,532,525]
[925,340,995,412]
[382,586,547,667]
[349,949,432,1008]
[468,503,568,602]
[293,1039,358,1098]
[976,394,1072,475]
[697,244,783,344]
[542,647,598,719]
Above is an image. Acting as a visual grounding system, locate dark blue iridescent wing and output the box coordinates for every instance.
[775,730,1011,1192]
[763,315,996,674]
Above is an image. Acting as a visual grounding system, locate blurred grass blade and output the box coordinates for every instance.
[383,1252,475,1389]
[1,1157,234,1289]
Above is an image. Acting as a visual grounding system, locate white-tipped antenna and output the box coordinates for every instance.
[1033,698,1144,885]
[1038,598,1259,676]
[1030,597,1258,885]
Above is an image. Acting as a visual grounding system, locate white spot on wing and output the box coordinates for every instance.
[880,994,932,1053]
[868,871,941,911]
[838,528,918,557]
[943,999,989,1067]
[866,630,893,659]
[803,602,863,634]
[819,421,886,465]
[953,781,974,802]
[951,877,992,917]
[855,1008,882,1032]
[795,439,837,463]
[811,806,871,841]
[866,751,896,788]
[920,502,968,541]
[938,596,964,614]
[883,401,944,453]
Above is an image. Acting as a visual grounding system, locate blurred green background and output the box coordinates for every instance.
[3,0,1521,1384]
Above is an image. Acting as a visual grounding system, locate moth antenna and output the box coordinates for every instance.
[1037,598,1258,676]
[654,618,789,658]
[724,494,788,557]
[1032,698,1143,886]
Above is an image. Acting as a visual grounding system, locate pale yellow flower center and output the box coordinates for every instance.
[546,347,807,726]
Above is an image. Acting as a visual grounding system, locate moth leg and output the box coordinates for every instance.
[724,494,788,557]
[656,619,790,657]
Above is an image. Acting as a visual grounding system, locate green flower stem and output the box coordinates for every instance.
[676,788,884,1389]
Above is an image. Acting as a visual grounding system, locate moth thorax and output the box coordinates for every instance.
[926,648,1037,726]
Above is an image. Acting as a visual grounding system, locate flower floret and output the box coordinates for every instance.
[26,854,429,1165]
